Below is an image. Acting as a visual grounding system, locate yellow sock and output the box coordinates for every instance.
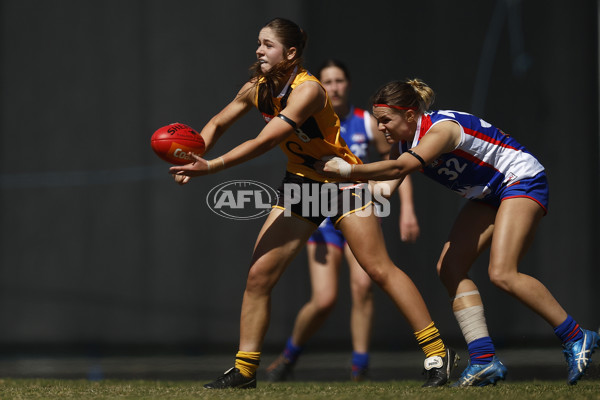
[235,351,260,378]
[414,321,446,358]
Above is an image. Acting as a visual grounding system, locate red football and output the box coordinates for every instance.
[151,123,205,165]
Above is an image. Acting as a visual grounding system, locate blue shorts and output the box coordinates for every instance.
[307,218,346,249]
[479,172,549,214]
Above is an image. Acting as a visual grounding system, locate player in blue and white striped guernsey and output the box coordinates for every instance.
[320,78,600,386]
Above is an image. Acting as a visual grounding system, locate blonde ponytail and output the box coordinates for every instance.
[407,79,435,111]
[371,78,436,114]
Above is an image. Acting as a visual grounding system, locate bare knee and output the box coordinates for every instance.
[361,263,389,287]
[309,291,337,315]
[488,266,516,292]
[245,266,276,297]
[351,278,372,303]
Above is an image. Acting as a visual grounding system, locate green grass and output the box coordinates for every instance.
[0,379,599,400]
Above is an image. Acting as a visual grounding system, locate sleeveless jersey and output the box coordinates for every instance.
[399,110,545,200]
[254,67,362,182]
[340,106,375,163]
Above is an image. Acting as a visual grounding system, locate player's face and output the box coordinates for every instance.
[256,27,286,73]
[320,66,350,110]
[372,107,415,143]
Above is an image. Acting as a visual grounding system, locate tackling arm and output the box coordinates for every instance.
[323,121,461,181]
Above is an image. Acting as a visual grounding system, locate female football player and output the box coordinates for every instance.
[170,19,456,388]
[319,78,600,386]
[265,59,420,382]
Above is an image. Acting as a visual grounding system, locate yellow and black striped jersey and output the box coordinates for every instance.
[254,67,361,182]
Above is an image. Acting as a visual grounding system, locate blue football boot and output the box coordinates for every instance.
[563,329,600,385]
[452,356,507,387]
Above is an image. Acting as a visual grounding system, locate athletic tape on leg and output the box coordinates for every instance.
[452,291,490,344]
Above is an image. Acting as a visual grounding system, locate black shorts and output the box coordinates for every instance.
[274,172,374,227]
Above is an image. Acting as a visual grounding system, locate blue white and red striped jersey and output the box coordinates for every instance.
[399,110,545,200]
[340,106,374,163]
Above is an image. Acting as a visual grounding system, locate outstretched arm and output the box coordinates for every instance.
[322,120,462,181]
[200,81,256,154]
[170,80,327,184]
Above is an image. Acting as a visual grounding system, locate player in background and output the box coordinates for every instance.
[265,59,420,382]
[170,19,457,389]
[319,78,600,386]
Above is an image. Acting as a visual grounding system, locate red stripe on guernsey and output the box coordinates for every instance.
[463,127,520,151]
[418,115,433,140]
[353,108,365,118]
[452,149,498,171]
[565,324,581,341]
[261,112,274,123]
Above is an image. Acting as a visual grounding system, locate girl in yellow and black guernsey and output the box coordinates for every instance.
[255,66,361,182]
[170,18,457,389]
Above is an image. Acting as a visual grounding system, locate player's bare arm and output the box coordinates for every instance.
[170,80,325,180]
[322,120,461,181]
[200,80,256,153]
[407,121,461,167]
[278,80,327,125]
[397,175,420,243]
[168,82,255,184]
[213,81,325,169]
